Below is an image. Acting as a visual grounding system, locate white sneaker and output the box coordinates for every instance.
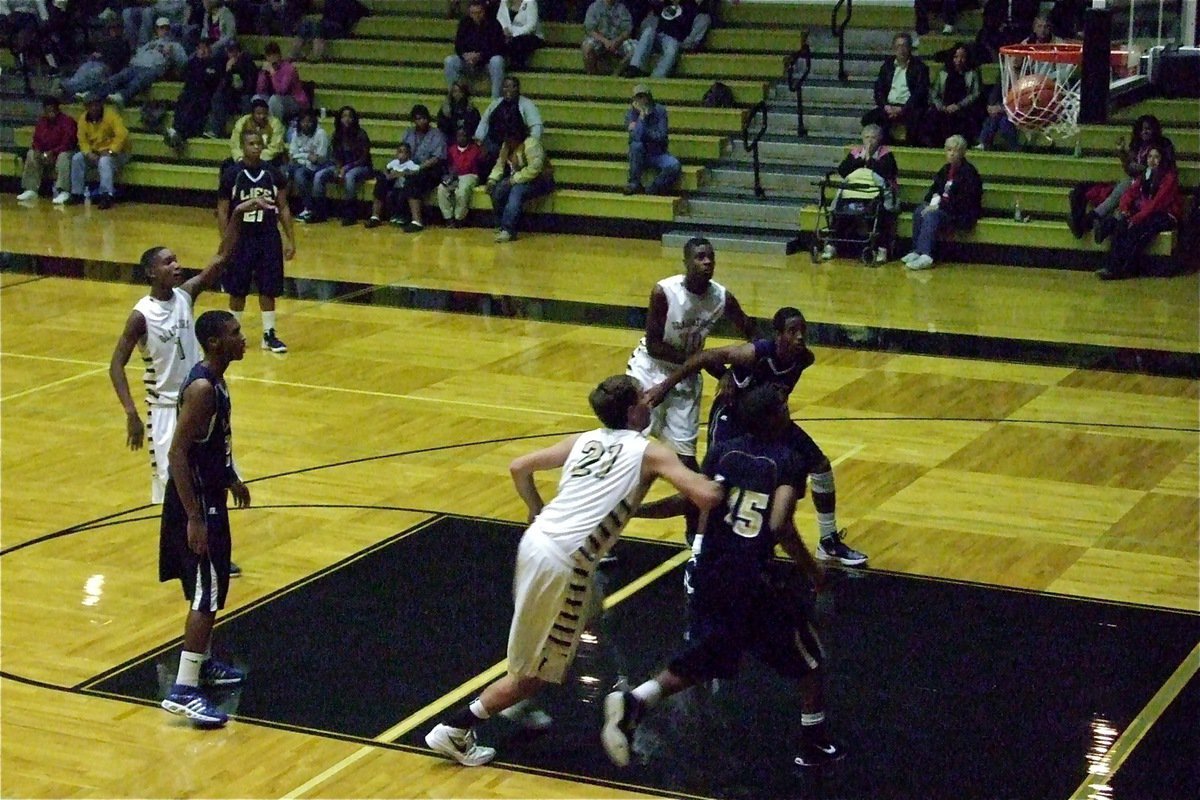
[942,24,954,34]
[874,247,888,264]
[601,691,637,767]
[907,254,935,271]
[108,92,124,107]
[900,251,920,264]
[499,700,553,732]
[52,191,72,205]
[424,723,496,767]
[820,244,836,261]
[17,190,38,201]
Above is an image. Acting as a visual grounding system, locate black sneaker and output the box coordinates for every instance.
[601,690,641,767]
[794,739,847,767]
[229,560,242,577]
[262,329,288,353]
[816,531,868,566]
[364,216,382,228]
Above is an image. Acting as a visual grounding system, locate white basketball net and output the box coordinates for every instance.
[999,46,1082,141]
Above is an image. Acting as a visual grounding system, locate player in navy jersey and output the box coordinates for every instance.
[159,310,250,728]
[602,384,846,769]
[644,306,868,567]
[217,129,296,354]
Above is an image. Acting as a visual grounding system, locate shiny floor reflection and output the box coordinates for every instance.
[85,517,1200,799]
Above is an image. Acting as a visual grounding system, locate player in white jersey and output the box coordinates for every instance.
[109,196,271,504]
[626,237,756,467]
[424,375,723,767]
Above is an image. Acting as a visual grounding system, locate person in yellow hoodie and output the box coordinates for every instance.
[486,122,554,243]
[65,94,130,210]
[228,98,288,167]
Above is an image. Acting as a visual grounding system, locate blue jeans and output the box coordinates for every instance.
[630,28,682,78]
[95,65,161,102]
[444,54,505,99]
[288,162,325,211]
[490,173,555,234]
[628,143,681,194]
[61,59,110,96]
[312,164,373,219]
[979,112,1019,150]
[70,151,129,196]
[912,204,949,256]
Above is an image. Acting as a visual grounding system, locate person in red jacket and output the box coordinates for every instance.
[1096,146,1184,280]
[17,96,77,203]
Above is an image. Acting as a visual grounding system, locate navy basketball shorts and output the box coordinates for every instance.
[222,232,284,298]
[159,481,232,612]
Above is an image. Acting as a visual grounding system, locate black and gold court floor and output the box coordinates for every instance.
[83,516,1200,800]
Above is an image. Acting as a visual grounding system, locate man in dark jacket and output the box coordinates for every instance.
[624,0,697,78]
[862,32,929,145]
[444,0,507,98]
[165,37,223,148]
[208,38,258,138]
[624,84,681,195]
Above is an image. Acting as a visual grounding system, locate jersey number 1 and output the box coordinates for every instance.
[724,486,769,538]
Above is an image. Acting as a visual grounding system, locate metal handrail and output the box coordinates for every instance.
[741,100,769,199]
[785,30,813,137]
[831,0,853,81]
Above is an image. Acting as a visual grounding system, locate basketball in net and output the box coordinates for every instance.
[999,43,1082,138]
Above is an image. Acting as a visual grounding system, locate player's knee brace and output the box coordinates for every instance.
[810,470,835,495]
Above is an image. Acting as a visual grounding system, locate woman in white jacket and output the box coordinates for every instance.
[497,0,543,69]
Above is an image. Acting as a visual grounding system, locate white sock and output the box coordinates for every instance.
[801,711,826,726]
[175,650,204,687]
[816,511,837,540]
[632,679,664,711]
[262,310,276,333]
[469,698,491,720]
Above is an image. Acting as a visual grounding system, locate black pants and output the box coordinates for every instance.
[506,34,543,70]
[862,106,924,145]
[1105,212,1176,277]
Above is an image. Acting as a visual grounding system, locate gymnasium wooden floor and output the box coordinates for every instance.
[1,198,1197,798]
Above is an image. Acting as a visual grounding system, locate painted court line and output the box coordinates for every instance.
[1067,639,1200,800]
[0,366,108,403]
[280,549,692,799]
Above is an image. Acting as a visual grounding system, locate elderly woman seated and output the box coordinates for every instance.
[902,134,982,271]
[822,123,900,264]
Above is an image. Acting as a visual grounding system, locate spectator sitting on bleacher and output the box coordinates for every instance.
[901,134,981,271]
[1048,0,1086,39]
[975,0,1041,62]
[198,0,236,54]
[445,0,506,99]
[1,0,60,82]
[623,0,697,79]
[582,0,635,75]
[64,93,129,209]
[438,126,484,227]
[310,104,373,225]
[163,36,222,150]
[920,44,982,147]
[255,40,307,122]
[89,17,186,107]
[487,122,553,243]
[123,0,190,47]
[254,0,308,37]
[497,0,542,70]
[475,75,543,164]
[825,123,899,263]
[208,37,258,137]
[16,95,76,203]
[1095,146,1183,280]
[57,14,129,99]
[1068,114,1175,240]
[862,32,928,146]
[367,104,447,232]
[624,84,680,196]
[230,96,287,166]
[289,0,366,62]
[437,79,482,143]
[976,83,1020,151]
[914,0,958,39]
[364,141,419,228]
[288,107,330,220]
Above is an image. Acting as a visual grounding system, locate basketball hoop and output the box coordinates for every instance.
[998,43,1128,141]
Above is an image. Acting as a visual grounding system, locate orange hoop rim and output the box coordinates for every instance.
[999,42,1129,68]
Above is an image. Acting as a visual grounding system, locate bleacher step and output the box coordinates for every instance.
[685,197,805,225]
[661,229,800,256]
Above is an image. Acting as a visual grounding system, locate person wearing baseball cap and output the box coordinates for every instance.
[624,84,681,196]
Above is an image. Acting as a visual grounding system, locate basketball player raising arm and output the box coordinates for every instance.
[109,196,274,453]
